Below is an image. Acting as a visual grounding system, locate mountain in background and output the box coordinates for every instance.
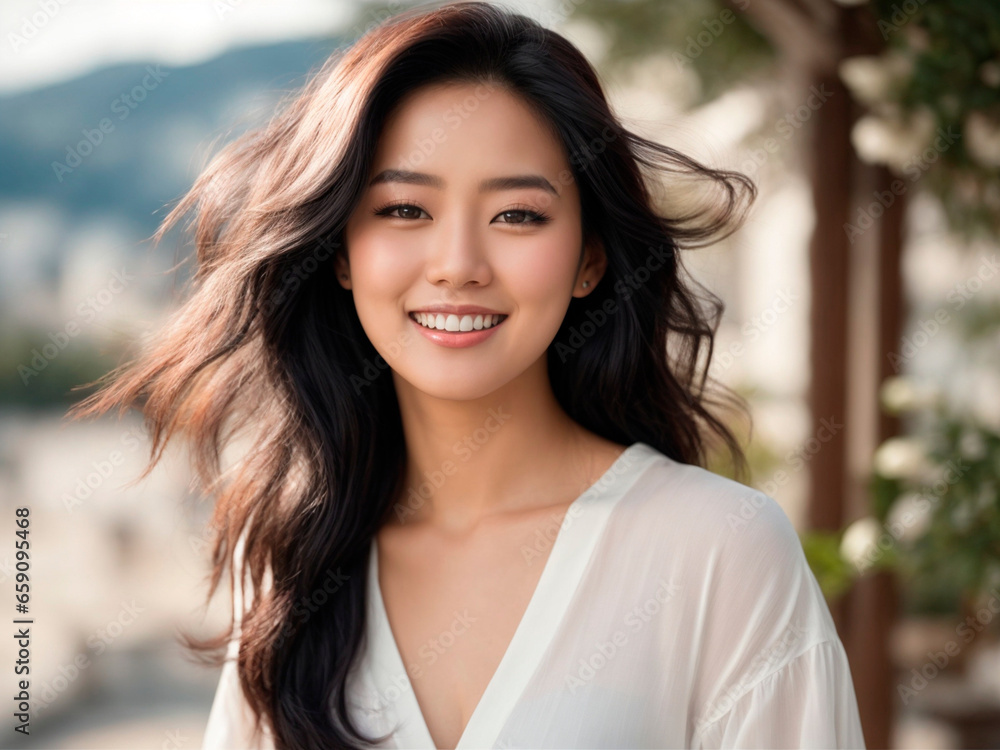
[0,38,342,406]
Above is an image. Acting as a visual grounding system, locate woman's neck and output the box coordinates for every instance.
[388,359,615,534]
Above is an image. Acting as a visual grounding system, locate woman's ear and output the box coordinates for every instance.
[334,250,352,290]
[573,235,607,297]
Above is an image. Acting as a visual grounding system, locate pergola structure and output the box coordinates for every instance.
[735,1,904,747]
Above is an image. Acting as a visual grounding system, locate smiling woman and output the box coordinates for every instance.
[339,80,601,393]
[65,1,865,749]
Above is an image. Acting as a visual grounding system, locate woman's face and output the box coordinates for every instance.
[340,81,605,401]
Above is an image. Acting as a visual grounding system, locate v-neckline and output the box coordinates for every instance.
[365,441,654,749]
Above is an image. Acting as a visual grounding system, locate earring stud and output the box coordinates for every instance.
[582,280,590,289]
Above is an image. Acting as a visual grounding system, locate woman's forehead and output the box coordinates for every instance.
[372,82,572,179]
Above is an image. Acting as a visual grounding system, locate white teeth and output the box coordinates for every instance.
[413,312,505,331]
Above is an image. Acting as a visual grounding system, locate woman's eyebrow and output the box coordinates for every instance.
[368,169,559,196]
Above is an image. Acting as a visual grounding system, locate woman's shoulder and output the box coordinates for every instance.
[621,442,802,563]
[616,444,831,625]
[619,446,846,706]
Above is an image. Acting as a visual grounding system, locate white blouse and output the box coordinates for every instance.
[202,441,867,749]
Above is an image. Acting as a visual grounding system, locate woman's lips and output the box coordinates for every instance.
[408,312,508,348]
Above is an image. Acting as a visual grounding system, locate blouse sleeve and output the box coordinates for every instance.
[692,639,867,749]
[685,486,867,750]
[201,534,275,750]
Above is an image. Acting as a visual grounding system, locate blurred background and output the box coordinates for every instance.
[0,0,998,747]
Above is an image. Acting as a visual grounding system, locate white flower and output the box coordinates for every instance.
[852,114,898,165]
[886,492,932,543]
[839,52,912,107]
[840,517,883,569]
[852,105,936,171]
[874,436,929,480]
[879,376,942,414]
[840,56,892,106]
[965,111,1000,169]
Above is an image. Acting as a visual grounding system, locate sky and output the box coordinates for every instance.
[0,0,550,95]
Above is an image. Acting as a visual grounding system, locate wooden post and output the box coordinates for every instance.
[841,164,906,750]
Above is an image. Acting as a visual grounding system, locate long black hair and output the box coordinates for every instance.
[68,1,756,747]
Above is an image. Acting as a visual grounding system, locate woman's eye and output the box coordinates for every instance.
[372,203,550,225]
[374,203,427,220]
[496,209,532,224]
[494,208,551,225]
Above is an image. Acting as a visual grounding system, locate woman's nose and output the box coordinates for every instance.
[424,213,493,288]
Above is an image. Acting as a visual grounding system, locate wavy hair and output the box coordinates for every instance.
[68,1,756,747]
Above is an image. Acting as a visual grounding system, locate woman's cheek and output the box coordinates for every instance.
[505,237,578,301]
[355,233,421,284]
